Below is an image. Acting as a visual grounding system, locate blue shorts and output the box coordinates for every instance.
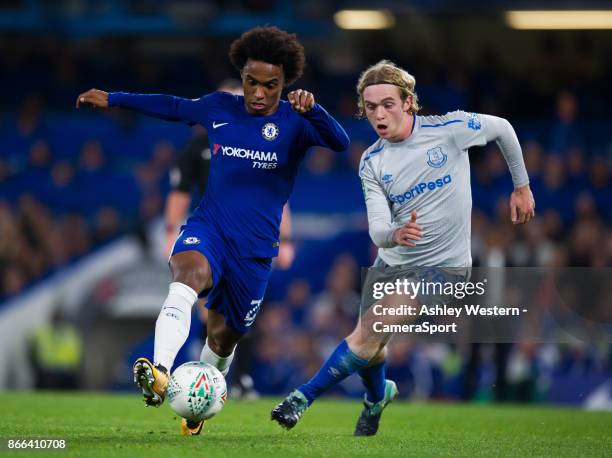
[171,217,272,334]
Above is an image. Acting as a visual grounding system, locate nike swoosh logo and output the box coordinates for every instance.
[213,121,228,129]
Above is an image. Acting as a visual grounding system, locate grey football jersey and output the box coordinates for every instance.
[359,110,501,267]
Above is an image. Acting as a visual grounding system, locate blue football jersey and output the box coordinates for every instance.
[108,91,349,258]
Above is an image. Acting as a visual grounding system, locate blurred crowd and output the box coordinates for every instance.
[2,33,612,120]
[0,96,176,298]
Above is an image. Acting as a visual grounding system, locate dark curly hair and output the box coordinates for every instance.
[229,26,305,86]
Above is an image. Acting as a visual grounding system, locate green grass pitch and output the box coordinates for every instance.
[0,392,610,457]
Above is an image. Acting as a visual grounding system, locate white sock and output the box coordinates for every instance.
[154,282,198,371]
[200,339,235,376]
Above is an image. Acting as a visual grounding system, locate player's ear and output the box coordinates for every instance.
[403,95,412,113]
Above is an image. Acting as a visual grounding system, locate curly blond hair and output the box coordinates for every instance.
[356,60,420,117]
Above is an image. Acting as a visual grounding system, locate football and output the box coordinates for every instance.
[166,362,227,422]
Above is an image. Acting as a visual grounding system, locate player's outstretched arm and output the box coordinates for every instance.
[458,113,535,225]
[288,89,349,152]
[76,88,203,124]
[480,115,535,225]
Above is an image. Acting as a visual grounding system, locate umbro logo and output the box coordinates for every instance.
[329,367,341,378]
[213,121,229,129]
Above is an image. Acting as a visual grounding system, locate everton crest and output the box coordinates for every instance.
[426,146,447,168]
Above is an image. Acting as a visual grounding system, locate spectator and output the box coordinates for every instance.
[29,306,83,390]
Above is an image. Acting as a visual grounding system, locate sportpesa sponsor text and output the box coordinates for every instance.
[389,174,452,204]
[213,143,278,169]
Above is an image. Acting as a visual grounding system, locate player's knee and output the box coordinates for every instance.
[207,334,236,357]
[170,255,212,293]
[174,267,210,293]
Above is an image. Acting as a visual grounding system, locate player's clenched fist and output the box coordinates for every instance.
[392,210,423,247]
[288,89,314,113]
[76,89,109,109]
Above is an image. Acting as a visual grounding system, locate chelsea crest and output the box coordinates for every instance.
[262,123,279,141]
